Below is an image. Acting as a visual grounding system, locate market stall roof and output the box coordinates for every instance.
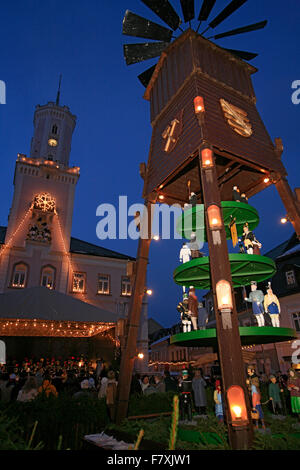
[0,286,116,324]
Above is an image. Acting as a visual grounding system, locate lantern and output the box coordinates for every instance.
[227,385,249,426]
[193,96,205,114]
[280,216,288,224]
[263,177,270,184]
[207,205,222,230]
[216,280,233,310]
[137,352,144,360]
[145,288,153,296]
[201,147,214,168]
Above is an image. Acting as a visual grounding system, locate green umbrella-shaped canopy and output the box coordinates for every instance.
[170,327,298,352]
[173,254,276,289]
[176,201,259,242]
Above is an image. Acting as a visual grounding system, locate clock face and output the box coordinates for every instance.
[48,138,58,147]
[220,98,253,138]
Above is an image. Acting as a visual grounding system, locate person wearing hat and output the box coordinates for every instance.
[178,370,193,422]
[287,368,300,422]
[188,287,199,331]
[244,281,265,327]
[177,295,192,332]
[268,375,283,415]
[241,223,262,255]
[264,283,281,327]
[214,380,224,422]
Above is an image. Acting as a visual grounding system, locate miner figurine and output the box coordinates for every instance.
[244,281,265,327]
[232,185,241,202]
[178,370,193,422]
[264,283,281,327]
[179,243,191,264]
[241,223,262,255]
[188,287,199,331]
[240,193,248,204]
[177,295,192,333]
[189,191,198,207]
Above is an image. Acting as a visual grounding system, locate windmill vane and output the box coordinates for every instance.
[122,0,267,87]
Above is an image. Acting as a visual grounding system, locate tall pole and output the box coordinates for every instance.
[115,201,152,425]
[198,144,254,450]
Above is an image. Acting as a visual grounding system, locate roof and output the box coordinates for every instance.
[0,286,115,323]
[70,237,135,261]
[0,226,135,261]
[264,233,298,261]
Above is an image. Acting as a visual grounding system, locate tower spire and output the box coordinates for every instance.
[56,74,62,106]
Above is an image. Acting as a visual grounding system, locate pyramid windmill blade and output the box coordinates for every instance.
[138,64,157,87]
[124,42,169,65]
[198,0,216,21]
[224,48,258,61]
[180,0,195,23]
[210,20,267,40]
[123,11,173,42]
[141,0,181,31]
[209,0,248,29]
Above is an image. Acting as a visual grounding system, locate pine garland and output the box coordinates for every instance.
[168,395,179,450]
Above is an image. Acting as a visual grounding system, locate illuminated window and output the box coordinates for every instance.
[41,266,55,289]
[12,263,28,288]
[97,274,110,295]
[286,270,296,287]
[121,276,131,296]
[292,313,300,332]
[72,273,86,293]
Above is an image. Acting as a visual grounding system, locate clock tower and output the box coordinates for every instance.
[0,96,80,293]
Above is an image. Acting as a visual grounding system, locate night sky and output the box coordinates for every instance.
[0,1,299,328]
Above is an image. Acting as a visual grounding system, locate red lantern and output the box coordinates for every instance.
[207,205,222,230]
[227,385,249,426]
[194,96,205,114]
[201,148,214,168]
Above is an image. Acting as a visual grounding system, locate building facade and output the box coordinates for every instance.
[0,97,148,368]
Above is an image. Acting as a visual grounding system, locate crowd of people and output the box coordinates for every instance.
[0,356,300,426]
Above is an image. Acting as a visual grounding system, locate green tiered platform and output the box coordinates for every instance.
[170,327,298,352]
[174,254,276,289]
[172,201,297,351]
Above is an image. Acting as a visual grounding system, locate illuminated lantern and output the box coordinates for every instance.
[201,147,214,168]
[216,280,233,310]
[146,289,153,296]
[207,205,222,230]
[280,216,288,224]
[263,177,270,184]
[137,352,144,360]
[227,385,249,426]
[193,96,205,114]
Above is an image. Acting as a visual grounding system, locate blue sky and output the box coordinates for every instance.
[0,1,299,327]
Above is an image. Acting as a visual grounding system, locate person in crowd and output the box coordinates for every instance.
[144,376,158,395]
[154,375,166,393]
[287,368,300,422]
[38,376,58,398]
[164,371,178,392]
[0,373,12,403]
[105,370,118,422]
[192,369,207,415]
[141,375,150,394]
[214,379,224,423]
[268,375,283,415]
[73,379,93,399]
[130,374,142,395]
[251,384,266,430]
[17,376,38,402]
[98,376,108,399]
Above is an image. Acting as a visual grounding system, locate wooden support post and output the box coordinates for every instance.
[274,175,300,239]
[115,201,152,425]
[198,145,254,450]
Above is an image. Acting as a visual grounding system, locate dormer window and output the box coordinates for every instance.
[286,270,296,287]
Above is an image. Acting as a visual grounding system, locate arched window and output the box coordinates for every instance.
[11,263,28,288]
[52,124,58,135]
[41,266,55,289]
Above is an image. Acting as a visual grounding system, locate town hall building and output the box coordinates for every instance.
[0,93,148,369]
